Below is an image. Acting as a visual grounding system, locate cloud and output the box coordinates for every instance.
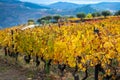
[20,0,120,4]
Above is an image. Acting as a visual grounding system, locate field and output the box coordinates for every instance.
[0,17,120,80]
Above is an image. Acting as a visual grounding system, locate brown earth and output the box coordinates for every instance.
[0,58,28,80]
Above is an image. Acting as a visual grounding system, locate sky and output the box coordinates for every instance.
[20,0,120,4]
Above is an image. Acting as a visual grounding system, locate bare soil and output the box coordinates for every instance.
[0,58,28,80]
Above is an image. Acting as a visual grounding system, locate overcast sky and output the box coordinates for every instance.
[20,0,120,4]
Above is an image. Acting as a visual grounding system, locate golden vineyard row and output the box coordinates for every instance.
[0,17,120,77]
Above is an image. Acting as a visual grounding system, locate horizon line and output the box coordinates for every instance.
[20,1,120,5]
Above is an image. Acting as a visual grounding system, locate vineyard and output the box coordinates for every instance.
[0,17,120,80]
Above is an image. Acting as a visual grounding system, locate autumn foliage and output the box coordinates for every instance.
[0,17,120,80]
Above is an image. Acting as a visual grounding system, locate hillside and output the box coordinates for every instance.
[0,0,50,28]
[0,1,120,28]
[48,2,82,10]
[74,5,97,14]
[48,2,120,11]
[0,17,120,80]
[91,2,120,11]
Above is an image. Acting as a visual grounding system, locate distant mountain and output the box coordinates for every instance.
[48,2,120,14]
[47,5,97,15]
[49,2,120,11]
[48,2,83,10]
[0,1,120,28]
[75,5,97,14]
[0,0,49,9]
[0,0,50,28]
[48,2,97,14]
[0,0,19,3]
[21,2,49,9]
[91,2,120,11]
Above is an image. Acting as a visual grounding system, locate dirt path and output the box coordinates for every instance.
[0,58,29,80]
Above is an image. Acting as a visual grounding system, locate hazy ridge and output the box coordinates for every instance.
[0,0,120,28]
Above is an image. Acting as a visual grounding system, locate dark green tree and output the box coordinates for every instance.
[69,16,75,18]
[101,10,111,18]
[96,12,101,17]
[92,13,97,18]
[76,12,86,20]
[92,12,101,18]
[53,15,61,22]
[114,10,120,16]
[28,19,34,25]
[37,16,52,25]
[37,18,42,24]
[45,16,52,21]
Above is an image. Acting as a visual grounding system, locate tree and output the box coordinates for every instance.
[114,10,120,16]
[37,18,46,25]
[69,16,75,18]
[45,16,52,21]
[37,16,52,25]
[101,10,111,18]
[37,18,45,24]
[28,19,34,25]
[92,13,97,18]
[37,18,42,24]
[40,16,52,21]
[92,12,101,18]
[96,12,101,17]
[53,15,61,22]
[76,12,86,20]
[86,13,93,19]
